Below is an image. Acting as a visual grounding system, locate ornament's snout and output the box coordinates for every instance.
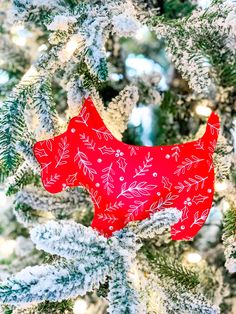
[33,140,65,194]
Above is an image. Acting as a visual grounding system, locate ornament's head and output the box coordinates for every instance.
[33,98,98,194]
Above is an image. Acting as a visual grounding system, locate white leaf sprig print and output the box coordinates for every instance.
[171,228,181,236]
[79,133,96,151]
[162,176,172,191]
[207,160,213,173]
[101,163,115,195]
[125,200,148,223]
[171,146,180,161]
[133,152,153,178]
[194,139,204,150]
[92,126,113,141]
[98,213,118,223]
[41,162,52,173]
[117,181,157,199]
[175,175,208,193]
[79,182,101,208]
[174,155,204,176]
[149,192,179,213]
[45,139,53,152]
[75,106,89,126]
[208,122,220,135]
[208,140,217,156]
[128,146,139,156]
[43,173,60,187]
[90,188,101,208]
[55,136,69,168]
[190,209,209,228]
[105,201,124,212]
[74,149,97,181]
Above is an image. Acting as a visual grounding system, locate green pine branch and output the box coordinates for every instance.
[194,29,236,87]
[77,62,104,90]
[223,208,236,239]
[163,0,196,19]
[32,77,58,134]
[156,255,200,289]
[6,171,41,196]
[36,300,74,314]
[0,88,28,173]
[12,0,54,27]
[85,49,108,82]
[13,203,41,227]
[143,247,200,290]
[0,163,8,183]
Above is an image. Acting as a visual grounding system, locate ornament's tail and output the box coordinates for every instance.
[201,112,220,152]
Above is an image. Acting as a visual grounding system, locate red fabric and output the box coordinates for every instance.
[33,97,220,240]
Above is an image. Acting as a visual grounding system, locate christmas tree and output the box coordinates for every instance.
[0,0,235,313]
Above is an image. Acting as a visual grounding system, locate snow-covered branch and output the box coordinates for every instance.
[0,260,109,305]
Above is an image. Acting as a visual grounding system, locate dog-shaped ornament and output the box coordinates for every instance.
[33,97,220,239]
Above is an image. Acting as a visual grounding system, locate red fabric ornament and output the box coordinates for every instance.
[33,97,220,240]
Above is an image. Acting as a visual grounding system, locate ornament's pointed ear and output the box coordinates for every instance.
[83,96,102,119]
[70,96,105,129]
[82,96,93,110]
[33,138,63,194]
[201,112,220,150]
[82,97,97,112]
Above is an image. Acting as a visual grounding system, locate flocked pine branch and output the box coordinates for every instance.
[5,0,236,95]
[9,0,63,26]
[0,1,235,313]
[139,257,219,314]
[0,207,181,311]
[6,161,31,187]
[9,0,140,81]
[151,0,236,93]
[66,68,106,119]
[105,85,139,140]
[0,35,30,76]
[154,21,214,94]
[108,260,145,314]
[5,161,40,195]
[8,300,74,314]
[3,137,41,194]
[30,76,59,137]
[0,1,142,177]
[66,74,91,117]
[157,283,220,314]
[2,0,235,176]
[0,260,110,305]
[134,207,182,239]
[0,87,28,173]
[30,220,116,264]
[16,139,40,173]
[15,187,90,212]
[13,202,43,228]
[0,65,54,175]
